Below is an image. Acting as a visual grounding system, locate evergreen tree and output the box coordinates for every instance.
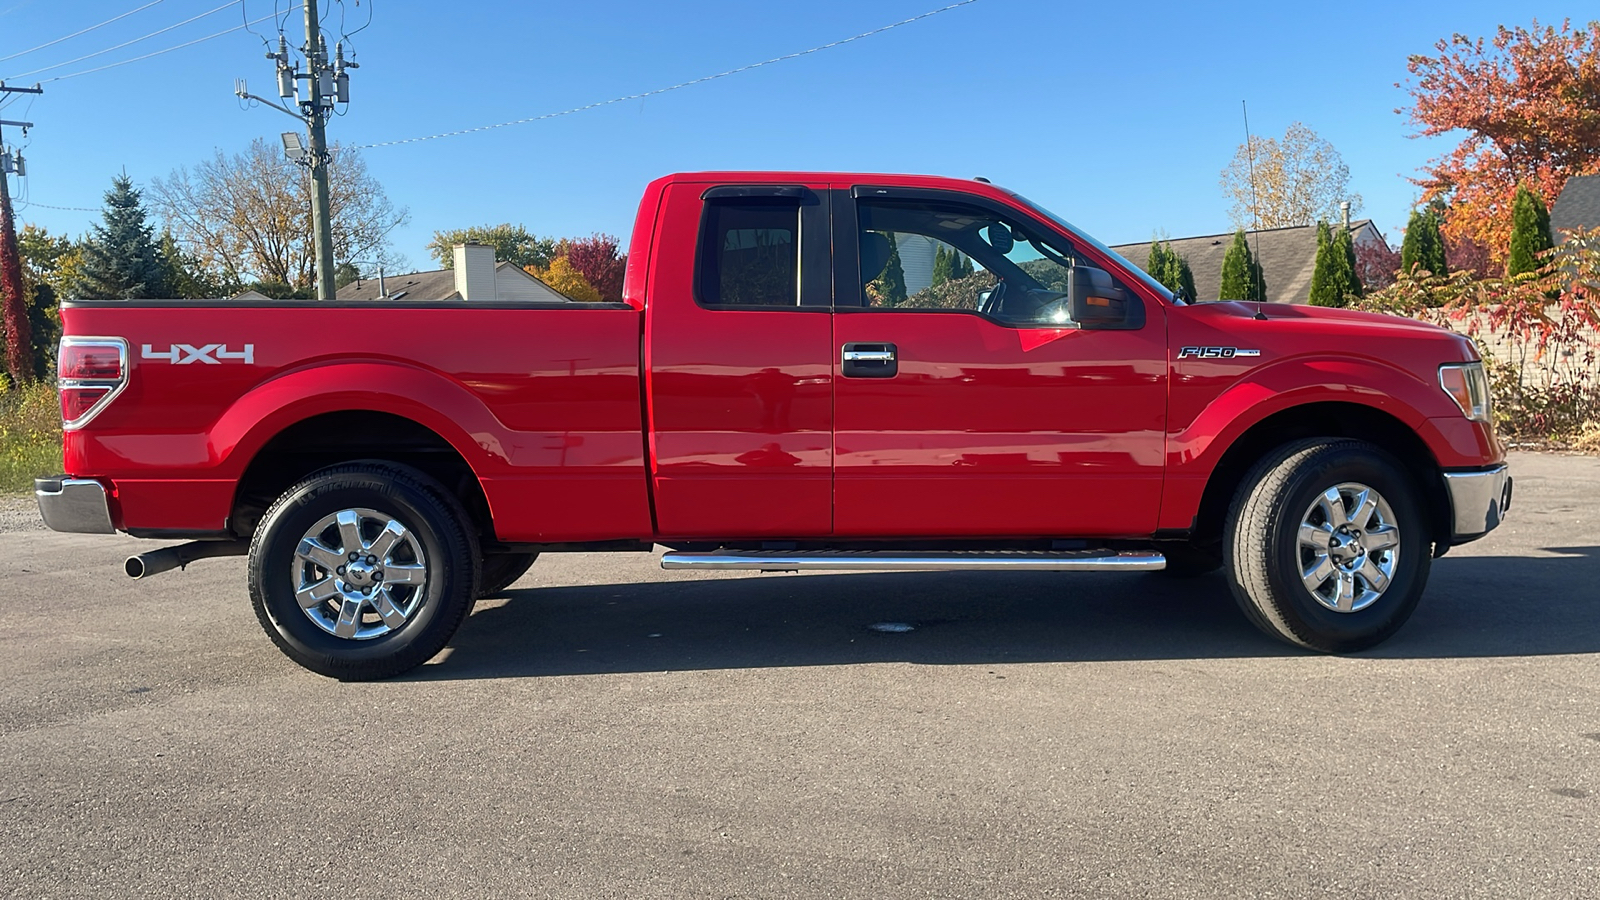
[1308,222,1337,306]
[158,232,231,299]
[931,245,951,287]
[1218,230,1266,301]
[1147,240,1198,300]
[1340,228,1363,299]
[870,233,908,307]
[74,175,170,300]
[1506,184,1553,277]
[1399,209,1448,277]
[1309,221,1362,307]
[953,250,973,279]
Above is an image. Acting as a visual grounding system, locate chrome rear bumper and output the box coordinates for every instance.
[34,476,116,534]
[1442,464,1511,543]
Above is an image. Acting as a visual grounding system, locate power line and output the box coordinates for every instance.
[0,0,166,65]
[358,0,984,149]
[4,0,240,81]
[31,9,294,84]
[14,200,98,213]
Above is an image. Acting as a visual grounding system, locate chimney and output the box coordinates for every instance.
[1340,200,1351,232]
[452,243,497,301]
[376,266,385,299]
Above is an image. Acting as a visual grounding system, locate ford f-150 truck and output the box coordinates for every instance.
[36,172,1512,679]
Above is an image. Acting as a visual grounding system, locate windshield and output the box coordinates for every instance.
[1005,190,1180,304]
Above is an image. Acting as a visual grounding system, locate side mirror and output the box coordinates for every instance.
[1068,265,1143,329]
[986,223,1014,254]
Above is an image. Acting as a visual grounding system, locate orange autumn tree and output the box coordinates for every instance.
[525,256,605,302]
[1401,19,1600,262]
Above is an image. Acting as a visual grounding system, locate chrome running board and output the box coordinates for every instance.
[660,549,1166,572]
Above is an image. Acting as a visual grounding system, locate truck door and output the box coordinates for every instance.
[831,187,1168,537]
[645,182,834,538]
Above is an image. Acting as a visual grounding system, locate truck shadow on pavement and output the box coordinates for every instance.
[409,547,1600,680]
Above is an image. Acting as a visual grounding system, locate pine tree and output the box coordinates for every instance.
[1218,230,1265,301]
[1147,240,1197,299]
[1340,228,1363,299]
[1310,222,1362,307]
[74,175,170,300]
[1400,209,1448,277]
[870,234,908,307]
[1506,185,1553,277]
[931,245,951,287]
[1308,222,1337,306]
[952,250,972,279]
[158,232,230,299]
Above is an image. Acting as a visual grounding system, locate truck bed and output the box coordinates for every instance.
[59,299,653,542]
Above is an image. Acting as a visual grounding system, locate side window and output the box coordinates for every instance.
[857,199,1136,328]
[697,201,799,308]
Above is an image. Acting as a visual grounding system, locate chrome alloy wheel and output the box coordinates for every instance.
[1296,482,1401,613]
[291,508,428,640]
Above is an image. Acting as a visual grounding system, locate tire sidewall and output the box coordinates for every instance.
[250,469,473,674]
[1262,446,1430,649]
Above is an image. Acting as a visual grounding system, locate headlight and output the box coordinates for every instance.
[1439,362,1491,424]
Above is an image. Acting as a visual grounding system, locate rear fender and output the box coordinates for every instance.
[215,361,506,479]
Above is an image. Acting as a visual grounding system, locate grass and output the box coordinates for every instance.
[0,380,61,493]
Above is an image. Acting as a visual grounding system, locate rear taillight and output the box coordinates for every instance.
[57,337,129,430]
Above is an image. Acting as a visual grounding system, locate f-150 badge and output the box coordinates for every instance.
[1177,346,1261,359]
[141,343,255,365]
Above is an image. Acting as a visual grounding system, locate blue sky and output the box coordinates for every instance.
[0,0,1567,273]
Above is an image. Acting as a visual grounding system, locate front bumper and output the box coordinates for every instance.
[34,476,116,534]
[1442,464,1511,543]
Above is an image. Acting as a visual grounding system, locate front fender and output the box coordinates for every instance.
[1168,355,1454,472]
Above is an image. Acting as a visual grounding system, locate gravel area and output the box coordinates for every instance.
[0,493,43,533]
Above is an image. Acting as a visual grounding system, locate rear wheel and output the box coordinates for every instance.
[1224,439,1432,652]
[248,462,480,680]
[477,552,539,597]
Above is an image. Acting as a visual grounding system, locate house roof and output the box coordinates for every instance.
[337,267,459,301]
[335,261,567,301]
[1109,220,1381,304]
[1552,174,1600,239]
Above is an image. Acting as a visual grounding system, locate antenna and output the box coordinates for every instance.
[1241,100,1268,308]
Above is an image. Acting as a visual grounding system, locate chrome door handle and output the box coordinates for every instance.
[841,342,898,378]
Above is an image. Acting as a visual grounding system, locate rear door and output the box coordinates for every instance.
[830,186,1168,538]
[645,182,835,538]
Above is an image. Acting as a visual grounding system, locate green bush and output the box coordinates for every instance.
[0,380,62,492]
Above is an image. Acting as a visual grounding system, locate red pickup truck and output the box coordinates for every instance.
[37,172,1511,678]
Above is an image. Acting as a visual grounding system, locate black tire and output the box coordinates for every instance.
[1156,541,1224,578]
[248,462,481,680]
[1224,439,1432,653]
[477,552,538,598]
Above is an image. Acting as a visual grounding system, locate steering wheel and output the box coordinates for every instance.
[979,278,1007,316]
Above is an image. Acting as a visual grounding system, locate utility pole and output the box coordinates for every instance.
[0,81,41,385]
[302,0,336,302]
[236,1,357,301]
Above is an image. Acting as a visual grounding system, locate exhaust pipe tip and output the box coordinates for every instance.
[124,541,249,580]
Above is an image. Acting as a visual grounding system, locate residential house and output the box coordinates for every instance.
[1109,219,1388,304]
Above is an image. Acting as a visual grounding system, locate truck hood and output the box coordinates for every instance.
[1187,300,1456,339]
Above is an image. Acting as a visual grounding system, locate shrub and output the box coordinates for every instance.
[0,380,62,492]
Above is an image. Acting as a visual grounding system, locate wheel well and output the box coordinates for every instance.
[1191,402,1452,549]
[230,411,492,541]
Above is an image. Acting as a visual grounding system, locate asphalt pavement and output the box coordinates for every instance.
[1,451,1597,898]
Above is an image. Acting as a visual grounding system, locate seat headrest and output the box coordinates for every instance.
[859,232,892,287]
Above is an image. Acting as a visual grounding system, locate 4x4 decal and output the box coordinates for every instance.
[141,343,255,365]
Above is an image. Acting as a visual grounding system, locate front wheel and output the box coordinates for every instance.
[248,463,480,680]
[1224,439,1432,652]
